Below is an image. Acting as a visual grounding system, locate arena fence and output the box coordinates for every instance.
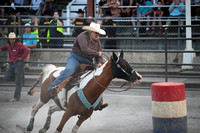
[0,16,200,87]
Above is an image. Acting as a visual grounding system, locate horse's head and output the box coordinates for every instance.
[111,50,141,83]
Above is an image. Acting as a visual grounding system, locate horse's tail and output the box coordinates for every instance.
[27,64,57,96]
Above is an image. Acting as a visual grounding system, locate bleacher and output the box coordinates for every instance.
[0,1,200,49]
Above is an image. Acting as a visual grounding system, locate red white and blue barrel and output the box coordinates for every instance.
[151,82,187,133]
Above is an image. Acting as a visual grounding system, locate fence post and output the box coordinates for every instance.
[164,28,168,82]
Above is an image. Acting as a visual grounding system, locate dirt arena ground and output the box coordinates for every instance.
[0,88,200,133]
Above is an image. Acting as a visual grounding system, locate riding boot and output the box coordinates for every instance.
[94,103,109,111]
[48,85,58,99]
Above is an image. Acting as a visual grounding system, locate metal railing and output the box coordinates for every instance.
[0,17,200,88]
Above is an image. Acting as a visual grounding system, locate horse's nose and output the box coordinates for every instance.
[131,70,141,80]
[131,70,135,75]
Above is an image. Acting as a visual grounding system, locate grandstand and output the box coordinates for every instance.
[0,0,199,49]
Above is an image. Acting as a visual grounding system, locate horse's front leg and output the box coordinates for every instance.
[72,109,94,133]
[39,104,62,133]
[55,108,74,132]
[27,99,45,131]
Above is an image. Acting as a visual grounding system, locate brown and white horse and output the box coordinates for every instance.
[26,51,142,133]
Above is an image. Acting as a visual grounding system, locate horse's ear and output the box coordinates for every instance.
[120,50,124,58]
[112,51,118,61]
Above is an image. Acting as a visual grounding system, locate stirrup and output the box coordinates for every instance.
[48,86,58,98]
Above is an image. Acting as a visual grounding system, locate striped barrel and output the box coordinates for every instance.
[151,82,187,133]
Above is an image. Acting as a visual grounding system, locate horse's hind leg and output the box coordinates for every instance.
[27,98,45,131]
[72,110,94,133]
[39,105,62,133]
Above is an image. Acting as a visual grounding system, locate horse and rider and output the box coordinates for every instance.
[47,22,114,111]
[26,22,142,133]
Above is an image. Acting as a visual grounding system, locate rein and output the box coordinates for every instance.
[107,82,134,92]
[92,67,134,92]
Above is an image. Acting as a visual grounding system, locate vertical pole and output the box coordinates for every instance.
[136,4,139,37]
[164,28,168,82]
[87,0,94,17]
[66,6,70,35]
[182,0,194,69]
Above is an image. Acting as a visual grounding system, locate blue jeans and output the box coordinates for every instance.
[48,52,91,91]
[4,62,24,100]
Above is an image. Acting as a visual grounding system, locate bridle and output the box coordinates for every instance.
[115,56,135,77]
[93,57,135,92]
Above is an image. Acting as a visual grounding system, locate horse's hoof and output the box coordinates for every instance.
[72,125,79,133]
[43,116,51,130]
[39,128,47,133]
[26,118,34,131]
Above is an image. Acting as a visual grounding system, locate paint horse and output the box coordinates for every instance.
[26,51,142,133]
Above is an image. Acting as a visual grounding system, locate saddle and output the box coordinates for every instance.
[52,64,108,111]
[53,63,96,95]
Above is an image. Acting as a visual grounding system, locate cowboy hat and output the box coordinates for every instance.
[82,22,106,35]
[76,9,84,14]
[8,32,16,39]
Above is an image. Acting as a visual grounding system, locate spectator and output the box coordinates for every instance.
[42,0,58,16]
[107,0,121,18]
[29,0,44,15]
[29,16,40,47]
[1,9,23,37]
[181,0,185,3]
[0,0,10,18]
[47,11,64,48]
[132,0,153,32]
[120,0,134,17]
[0,32,30,101]
[193,0,200,17]
[163,0,173,16]
[165,0,185,31]
[22,23,37,63]
[131,0,138,18]
[12,0,27,14]
[97,0,108,17]
[151,0,165,5]
[71,9,86,37]
[39,12,50,48]
[151,0,164,34]
[102,11,117,49]
[107,0,121,32]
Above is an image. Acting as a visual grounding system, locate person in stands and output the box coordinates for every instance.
[22,23,37,63]
[71,9,86,37]
[132,0,153,32]
[102,11,117,49]
[1,9,23,38]
[47,11,64,48]
[151,0,164,34]
[165,0,185,31]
